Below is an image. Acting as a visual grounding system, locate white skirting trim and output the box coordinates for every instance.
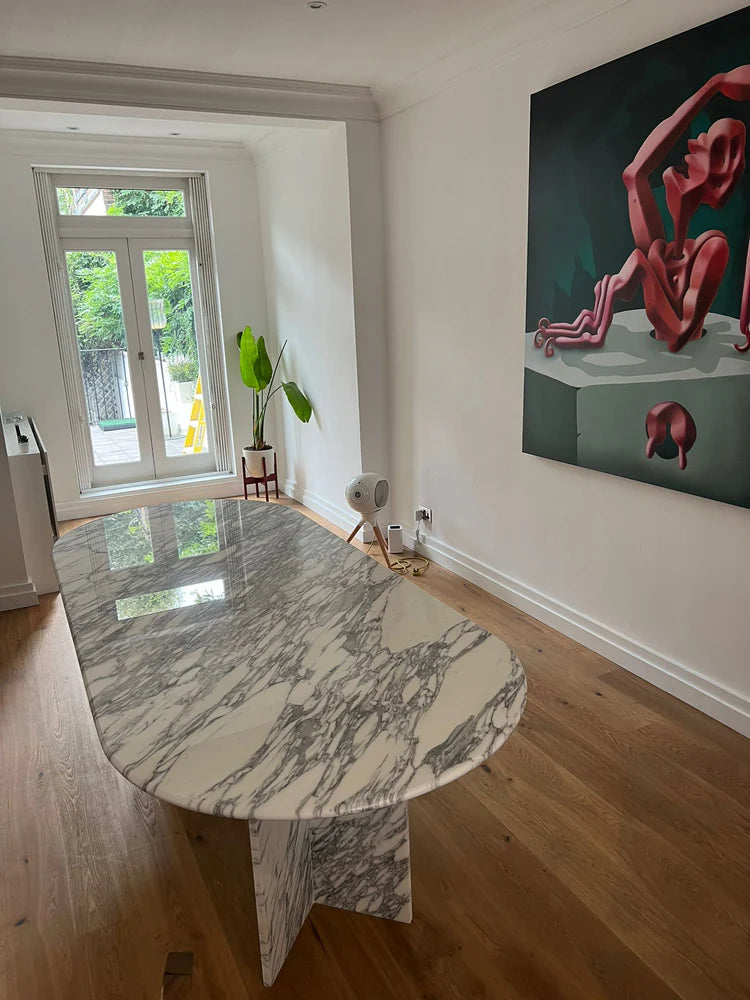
[284,480,359,534]
[0,580,39,611]
[403,530,750,739]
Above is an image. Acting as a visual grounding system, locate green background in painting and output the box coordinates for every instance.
[525,6,750,331]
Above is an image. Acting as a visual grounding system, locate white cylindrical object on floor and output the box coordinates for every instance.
[387,524,404,554]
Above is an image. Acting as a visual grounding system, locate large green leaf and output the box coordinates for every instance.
[254,336,273,390]
[282,381,312,423]
[239,326,260,389]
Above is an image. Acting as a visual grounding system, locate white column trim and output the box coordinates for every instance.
[189,174,234,474]
[33,169,94,492]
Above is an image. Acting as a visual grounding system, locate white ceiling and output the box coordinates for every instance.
[3,0,527,91]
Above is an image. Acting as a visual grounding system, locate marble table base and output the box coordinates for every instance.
[249,803,412,986]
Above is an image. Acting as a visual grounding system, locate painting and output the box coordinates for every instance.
[523,7,750,509]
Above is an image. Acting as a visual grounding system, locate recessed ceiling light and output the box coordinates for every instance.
[306,1,327,8]
[67,125,80,131]
[169,131,182,136]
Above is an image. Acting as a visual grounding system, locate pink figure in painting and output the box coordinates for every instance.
[645,401,697,471]
[534,66,750,357]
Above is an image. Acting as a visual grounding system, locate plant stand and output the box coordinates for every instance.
[242,453,279,502]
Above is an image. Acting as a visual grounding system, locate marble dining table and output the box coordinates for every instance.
[53,498,526,986]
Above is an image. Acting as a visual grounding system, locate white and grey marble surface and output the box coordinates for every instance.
[54,500,526,820]
[249,801,412,986]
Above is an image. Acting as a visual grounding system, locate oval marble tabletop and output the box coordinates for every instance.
[54,499,526,821]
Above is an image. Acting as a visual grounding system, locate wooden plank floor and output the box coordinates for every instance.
[1,495,748,999]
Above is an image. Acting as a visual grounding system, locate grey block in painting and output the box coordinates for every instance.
[523,309,750,507]
[522,368,578,464]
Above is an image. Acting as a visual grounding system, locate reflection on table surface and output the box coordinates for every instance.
[116,578,225,621]
[66,499,237,628]
[103,499,220,571]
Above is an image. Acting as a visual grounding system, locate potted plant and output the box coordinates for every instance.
[237,326,312,478]
[168,356,201,403]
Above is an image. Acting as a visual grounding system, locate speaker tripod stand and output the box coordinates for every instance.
[346,518,392,569]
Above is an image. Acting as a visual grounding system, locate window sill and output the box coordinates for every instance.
[56,471,241,521]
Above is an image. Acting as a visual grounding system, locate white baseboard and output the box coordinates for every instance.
[0,580,39,611]
[56,473,242,521]
[405,530,750,739]
[284,480,358,534]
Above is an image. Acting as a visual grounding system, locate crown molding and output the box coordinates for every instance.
[250,130,308,165]
[0,55,378,123]
[374,0,628,120]
[250,121,344,164]
[374,0,747,120]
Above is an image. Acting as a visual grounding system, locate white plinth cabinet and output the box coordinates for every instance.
[2,416,59,600]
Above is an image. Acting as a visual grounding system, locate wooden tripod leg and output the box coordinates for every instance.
[346,519,364,544]
[373,523,392,569]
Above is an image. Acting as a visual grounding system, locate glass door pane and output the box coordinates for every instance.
[144,249,208,457]
[129,241,216,478]
[63,245,155,485]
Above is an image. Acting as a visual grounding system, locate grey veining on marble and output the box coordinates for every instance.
[310,802,411,921]
[249,802,411,986]
[54,499,526,820]
[249,815,314,987]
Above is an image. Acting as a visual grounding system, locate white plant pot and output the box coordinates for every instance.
[177,381,196,405]
[243,445,275,478]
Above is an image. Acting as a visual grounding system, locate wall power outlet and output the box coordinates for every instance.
[416,505,432,525]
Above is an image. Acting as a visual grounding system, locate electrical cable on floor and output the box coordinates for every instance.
[390,553,429,577]
[364,533,429,577]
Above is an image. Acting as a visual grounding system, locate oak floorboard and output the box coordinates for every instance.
[598,668,750,804]
[518,699,750,902]
[408,783,682,1000]
[485,731,749,997]
[1,495,748,999]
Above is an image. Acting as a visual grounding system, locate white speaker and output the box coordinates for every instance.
[345,473,390,516]
[345,473,392,567]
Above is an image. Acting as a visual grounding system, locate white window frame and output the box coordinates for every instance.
[34,168,234,493]
[53,172,194,239]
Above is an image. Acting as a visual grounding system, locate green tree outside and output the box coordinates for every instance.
[174,501,219,558]
[65,189,197,362]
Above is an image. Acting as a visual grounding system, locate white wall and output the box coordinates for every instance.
[381,0,750,734]
[344,121,390,480]
[256,125,363,527]
[0,132,268,516]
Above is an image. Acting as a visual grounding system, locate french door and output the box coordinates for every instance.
[62,236,216,487]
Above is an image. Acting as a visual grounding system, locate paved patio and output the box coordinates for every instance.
[90,424,188,465]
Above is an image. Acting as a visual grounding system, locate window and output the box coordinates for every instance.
[56,187,186,217]
[35,171,232,492]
